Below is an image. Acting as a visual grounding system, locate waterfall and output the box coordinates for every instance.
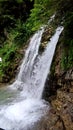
[31,26,64,99]
[0,26,63,130]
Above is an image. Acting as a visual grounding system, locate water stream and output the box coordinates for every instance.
[0,26,63,130]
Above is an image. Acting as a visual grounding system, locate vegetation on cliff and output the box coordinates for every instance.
[56,0,73,70]
[0,0,34,82]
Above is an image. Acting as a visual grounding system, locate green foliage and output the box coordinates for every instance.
[16,0,23,3]
[28,0,55,31]
[55,0,73,70]
[0,0,34,82]
[0,0,33,40]
[61,44,73,70]
[14,22,32,45]
[0,44,17,81]
[56,0,73,17]
[61,33,73,70]
[63,9,73,70]
[64,12,73,41]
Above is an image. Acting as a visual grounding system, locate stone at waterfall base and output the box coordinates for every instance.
[35,88,73,130]
[35,69,73,130]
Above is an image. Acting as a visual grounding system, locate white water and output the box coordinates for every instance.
[0,26,63,130]
[0,57,2,62]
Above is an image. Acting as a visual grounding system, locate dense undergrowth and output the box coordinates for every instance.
[0,0,34,82]
[0,0,73,82]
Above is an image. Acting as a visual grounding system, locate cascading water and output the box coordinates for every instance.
[0,24,63,130]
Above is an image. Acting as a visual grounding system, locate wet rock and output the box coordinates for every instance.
[39,26,54,54]
[41,85,73,130]
[41,27,53,43]
[65,69,73,80]
[35,110,66,130]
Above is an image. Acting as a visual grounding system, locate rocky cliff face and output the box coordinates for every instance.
[38,34,73,130]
